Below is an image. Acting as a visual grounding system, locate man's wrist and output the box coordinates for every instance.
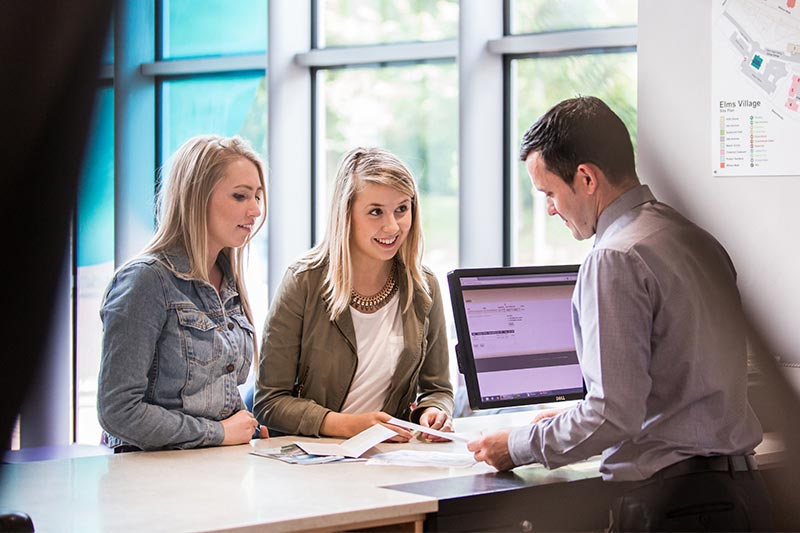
[507,425,535,466]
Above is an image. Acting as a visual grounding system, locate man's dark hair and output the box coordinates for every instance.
[519,96,637,186]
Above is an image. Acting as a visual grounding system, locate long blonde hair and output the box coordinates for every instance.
[143,134,267,327]
[304,147,428,321]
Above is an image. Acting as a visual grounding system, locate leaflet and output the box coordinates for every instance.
[386,416,472,443]
[294,424,398,458]
[250,444,352,465]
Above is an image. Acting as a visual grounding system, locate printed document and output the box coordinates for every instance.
[386,416,472,443]
[294,424,399,458]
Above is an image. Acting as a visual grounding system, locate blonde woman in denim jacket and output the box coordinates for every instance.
[255,147,454,440]
[98,135,269,451]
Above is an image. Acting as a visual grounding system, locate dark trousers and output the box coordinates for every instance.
[609,456,773,532]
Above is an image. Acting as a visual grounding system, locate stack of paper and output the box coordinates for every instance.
[251,419,474,465]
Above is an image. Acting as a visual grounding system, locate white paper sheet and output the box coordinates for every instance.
[365,450,476,468]
[294,424,399,458]
[386,416,472,443]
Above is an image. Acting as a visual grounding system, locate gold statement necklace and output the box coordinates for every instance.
[350,260,398,313]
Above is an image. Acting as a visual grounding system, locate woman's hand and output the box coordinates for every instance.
[320,411,413,442]
[221,410,261,445]
[418,407,453,442]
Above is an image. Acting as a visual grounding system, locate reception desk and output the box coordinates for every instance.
[0,409,786,532]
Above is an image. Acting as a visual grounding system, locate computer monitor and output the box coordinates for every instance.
[447,265,585,411]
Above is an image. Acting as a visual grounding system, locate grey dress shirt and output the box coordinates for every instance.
[508,185,762,481]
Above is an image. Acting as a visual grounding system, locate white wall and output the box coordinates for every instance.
[638,1,800,370]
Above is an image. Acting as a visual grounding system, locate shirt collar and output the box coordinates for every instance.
[162,245,236,290]
[595,184,656,243]
[163,245,192,275]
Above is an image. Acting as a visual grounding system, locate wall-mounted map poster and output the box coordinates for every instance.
[712,0,800,176]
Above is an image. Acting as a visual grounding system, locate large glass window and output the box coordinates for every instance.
[510,51,637,266]
[509,0,637,34]
[320,0,458,47]
[75,86,114,444]
[161,0,267,59]
[160,74,267,160]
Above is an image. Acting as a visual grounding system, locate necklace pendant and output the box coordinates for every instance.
[350,261,398,312]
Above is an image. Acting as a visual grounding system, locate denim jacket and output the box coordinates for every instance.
[97,247,255,450]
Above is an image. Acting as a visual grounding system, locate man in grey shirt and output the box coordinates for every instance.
[467,96,772,531]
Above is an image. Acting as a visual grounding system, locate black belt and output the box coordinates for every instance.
[656,455,757,479]
[113,444,142,454]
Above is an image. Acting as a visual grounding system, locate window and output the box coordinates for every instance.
[320,0,458,46]
[161,0,267,58]
[75,86,114,444]
[160,74,267,161]
[509,0,637,34]
[505,1,638,266]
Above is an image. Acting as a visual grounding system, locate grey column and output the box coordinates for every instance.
[114,0,156,265]
[267,0,313,299]
[459,0,505,267]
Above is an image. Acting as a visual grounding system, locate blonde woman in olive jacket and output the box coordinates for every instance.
[255,147,454,439]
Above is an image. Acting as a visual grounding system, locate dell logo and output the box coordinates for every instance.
[555,395,566,401]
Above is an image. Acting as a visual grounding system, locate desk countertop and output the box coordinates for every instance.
[0,409,784,533]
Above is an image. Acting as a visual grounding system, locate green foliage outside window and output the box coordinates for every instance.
[322,0,458,46]
[510,0,637,34]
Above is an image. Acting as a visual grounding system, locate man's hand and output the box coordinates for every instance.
[467,429,514,471]
[417,407,453,442]
[531,407,567,424]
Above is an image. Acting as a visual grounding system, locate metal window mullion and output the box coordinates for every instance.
[488,26,637,56]
[141,54,268,77]
[267,0,313,300]
[296,39,457,68]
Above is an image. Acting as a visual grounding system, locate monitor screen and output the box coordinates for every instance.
[447,265,585,410]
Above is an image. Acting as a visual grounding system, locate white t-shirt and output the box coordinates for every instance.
[340,292,403,414]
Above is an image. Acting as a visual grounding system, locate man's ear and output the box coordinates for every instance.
[575,163,601,195]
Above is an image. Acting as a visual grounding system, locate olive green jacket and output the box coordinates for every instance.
[254,259,454,436]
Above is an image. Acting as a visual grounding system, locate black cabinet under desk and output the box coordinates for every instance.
[385,462,621,532]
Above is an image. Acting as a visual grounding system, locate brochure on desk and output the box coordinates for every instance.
[250,420,474,466]
[294,424,398,458]
[250,443,353,465]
